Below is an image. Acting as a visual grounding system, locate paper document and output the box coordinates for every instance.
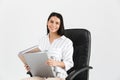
[23,52,54,77]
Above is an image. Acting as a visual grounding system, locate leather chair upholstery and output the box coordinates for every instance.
[64,29,92,80]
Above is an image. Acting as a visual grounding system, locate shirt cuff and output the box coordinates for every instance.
[63,61,73,71]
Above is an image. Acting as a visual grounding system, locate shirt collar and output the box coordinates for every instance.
[47,34,65,40]
[60,35,66,39]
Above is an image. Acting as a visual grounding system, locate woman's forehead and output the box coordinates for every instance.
[49,16,60,21]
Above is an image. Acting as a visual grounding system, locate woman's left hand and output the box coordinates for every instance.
[46,59,59,67]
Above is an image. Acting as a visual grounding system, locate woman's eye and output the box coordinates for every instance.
[50,20,54,23]
[56,22,58,24]
[56,22,60,25]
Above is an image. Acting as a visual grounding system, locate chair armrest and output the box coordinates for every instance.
[66,66,93,80]
[27,71,33,77]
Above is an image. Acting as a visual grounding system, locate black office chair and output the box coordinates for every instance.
[27,28,93,80]
[64,29,93,80]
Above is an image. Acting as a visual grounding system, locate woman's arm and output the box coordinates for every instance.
[46,59,65,69]
[18,47,40,64]
[47,40,74,70]
[18,47,41,71]
[25,47,40,53]
[62,41,74,71]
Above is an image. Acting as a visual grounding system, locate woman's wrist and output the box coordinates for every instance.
[56,61,65,69]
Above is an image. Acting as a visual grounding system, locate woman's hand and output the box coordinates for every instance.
[46,59,65,69]
[46,59,59,67]
[24,64,30,71]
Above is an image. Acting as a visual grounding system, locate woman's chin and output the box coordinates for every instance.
[50,30,57,33]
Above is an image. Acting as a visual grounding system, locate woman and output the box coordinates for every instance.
[18,12,74,80]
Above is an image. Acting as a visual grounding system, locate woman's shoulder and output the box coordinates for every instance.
[62,35,73,44]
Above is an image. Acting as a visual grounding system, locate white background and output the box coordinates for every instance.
[0,0,120,80]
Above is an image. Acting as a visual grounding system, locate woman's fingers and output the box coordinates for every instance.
[24,64,30,71]
[46,59,57,66]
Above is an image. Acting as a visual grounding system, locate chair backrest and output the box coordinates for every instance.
[64,29,91,80]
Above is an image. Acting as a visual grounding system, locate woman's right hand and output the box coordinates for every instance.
[24,64,30,71]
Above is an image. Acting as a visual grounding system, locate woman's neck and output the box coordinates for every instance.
[49,32,61,39]
[49,32,61,43]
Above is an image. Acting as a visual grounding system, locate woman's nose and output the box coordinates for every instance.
[52,23,56,27]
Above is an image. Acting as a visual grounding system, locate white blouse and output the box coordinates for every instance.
[38,35,74,78]
[19,35,74,78]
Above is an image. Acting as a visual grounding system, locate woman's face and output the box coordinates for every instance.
[47,16,60,33]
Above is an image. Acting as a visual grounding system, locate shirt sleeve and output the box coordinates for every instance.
[62,40,74,71]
